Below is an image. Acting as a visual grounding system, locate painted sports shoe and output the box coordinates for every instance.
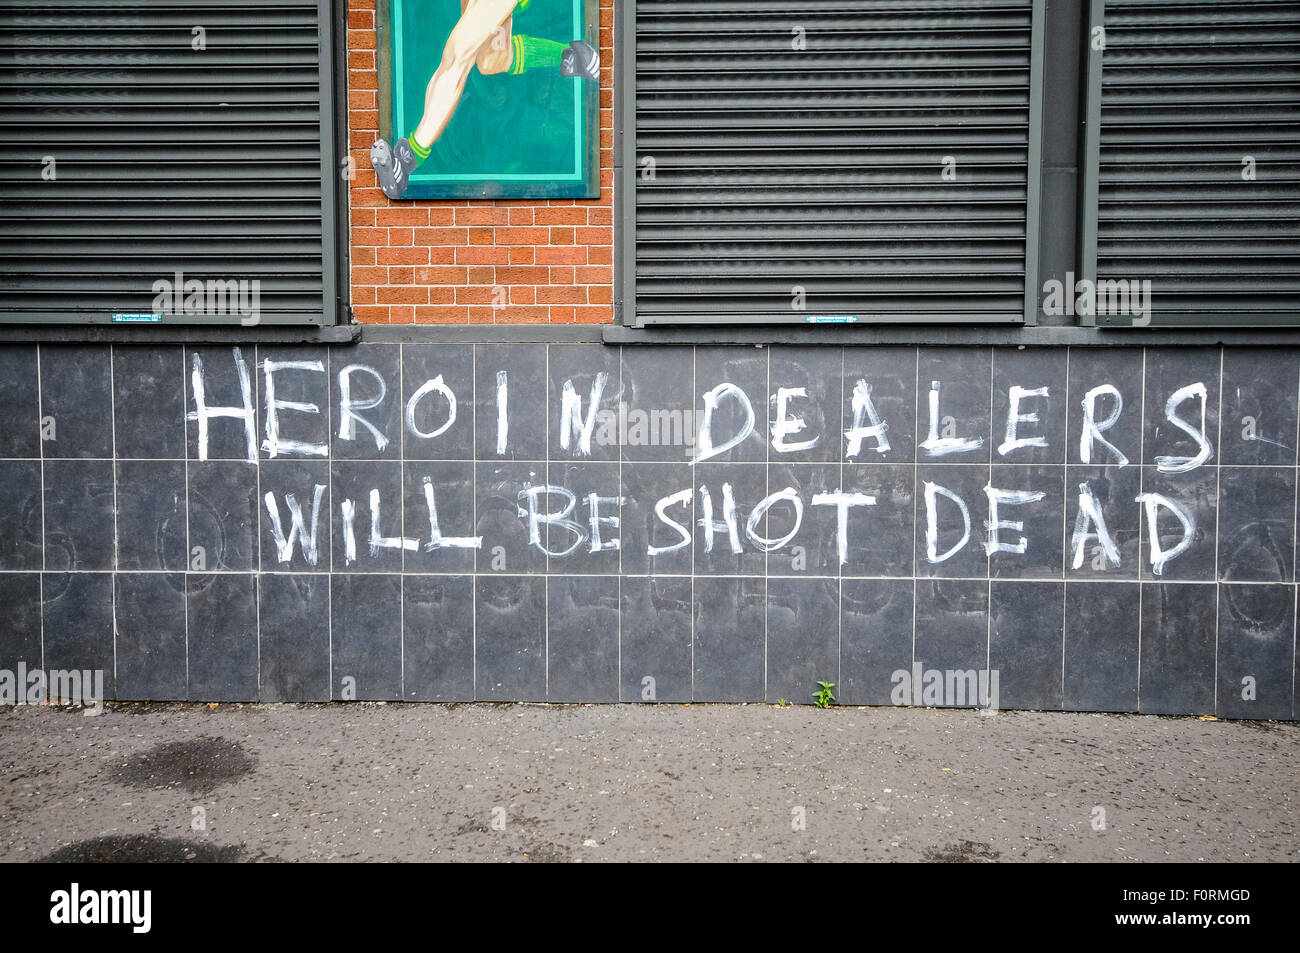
[560,40,600,82]
[370,137,418,200]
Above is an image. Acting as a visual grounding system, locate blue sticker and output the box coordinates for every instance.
[806,315,858,324]
[112,313,163,324]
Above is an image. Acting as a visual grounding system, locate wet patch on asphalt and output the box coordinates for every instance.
[36,835,244,863]
[111,736,256,795]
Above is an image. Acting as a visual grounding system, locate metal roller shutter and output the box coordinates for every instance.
[1082,0,1300,327]
[618,0,1044,327]
[0,0,341,325]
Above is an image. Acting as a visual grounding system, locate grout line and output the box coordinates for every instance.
[36,345,45,672]
[1062,346,1071,704]
[987,346,994,677]
[1293,354,1300,719]
[109,346,119,692]
[1136,348,1147,711]
[617,345,623,701]
[911,348,920,678]
[252,346,263,700]
[472,344,477,701]
[183,347,191,699]
[398,344,405,700]
[838,346,845,694]
[1213,347,1224,715]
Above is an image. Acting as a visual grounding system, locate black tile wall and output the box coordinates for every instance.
[0,342,1293,718]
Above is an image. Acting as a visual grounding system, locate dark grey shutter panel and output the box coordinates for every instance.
[0,0,338,325]
[622,0,1043,326]
[1089,0,1300,326]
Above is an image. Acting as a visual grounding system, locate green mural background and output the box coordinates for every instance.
[382,0,598,199]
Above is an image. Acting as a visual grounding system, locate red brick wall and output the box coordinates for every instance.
[346,0,615,325]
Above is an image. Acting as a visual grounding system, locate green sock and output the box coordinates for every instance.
[408,137,430,164]
[509,35,565,75]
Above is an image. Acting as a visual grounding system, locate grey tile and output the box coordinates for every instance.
[990,581,1064,710]
[917,347,991,464]
[547,460,621,574]
[547,575,619,702]
[1217,466,1294,582]
[330,342,401,460]
[693,463,766,575]
[39,346,112,459]
[1138,467,1217,582]
[914,579,990,707]
[41,573,115,700]
[331,574,401,700]
[1064,465,1142,579]
[403,462,477,574]
[620,576,691,702]
[188,462,259,572]
[475,576,546,701]
[0,346,39,458]
[185,346,259,462]
[842,346,917,464]
[765,577,839,704]
[115,461,186,572]
[476,461,547,574]
[841,464,915,577]
[1139,582,1216,715]
[840,578,914,706]
[1143,348,1220,471]
[330,461,406,573]
[259,461,330,572]
[766,463,840,576]
[1216,584,1294,720]
[1064,581,1139,712]
[768,347,843,463]
[113,347,185,459]
[548,344,621,463]
[256,346,331,461]
[916,465,987,579]
[186,574,258,701]
[1220,349,1299,466]
[403,575,474,701]
[693,576,764,701]
[619,345,695,463]
[0,461,43,570]
[1066,347,1144,468]
[987,465,1065,579]
[475,343,547,462]
[259,574,330,702]
[693,347,768,463]
[620,463,694,575]
[114,573,186,701]
[992,348,1067,464]
[0,574,42,670]
[403,343,474,460]
[44,460,114,571]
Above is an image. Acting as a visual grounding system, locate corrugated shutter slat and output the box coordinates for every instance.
[630,0,1039,325]
[0,0,331,324]
[1094,0,1300,326]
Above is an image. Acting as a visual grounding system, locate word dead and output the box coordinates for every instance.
[192,349,1217,574]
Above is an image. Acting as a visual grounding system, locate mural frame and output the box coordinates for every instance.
[375,0,601,200]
